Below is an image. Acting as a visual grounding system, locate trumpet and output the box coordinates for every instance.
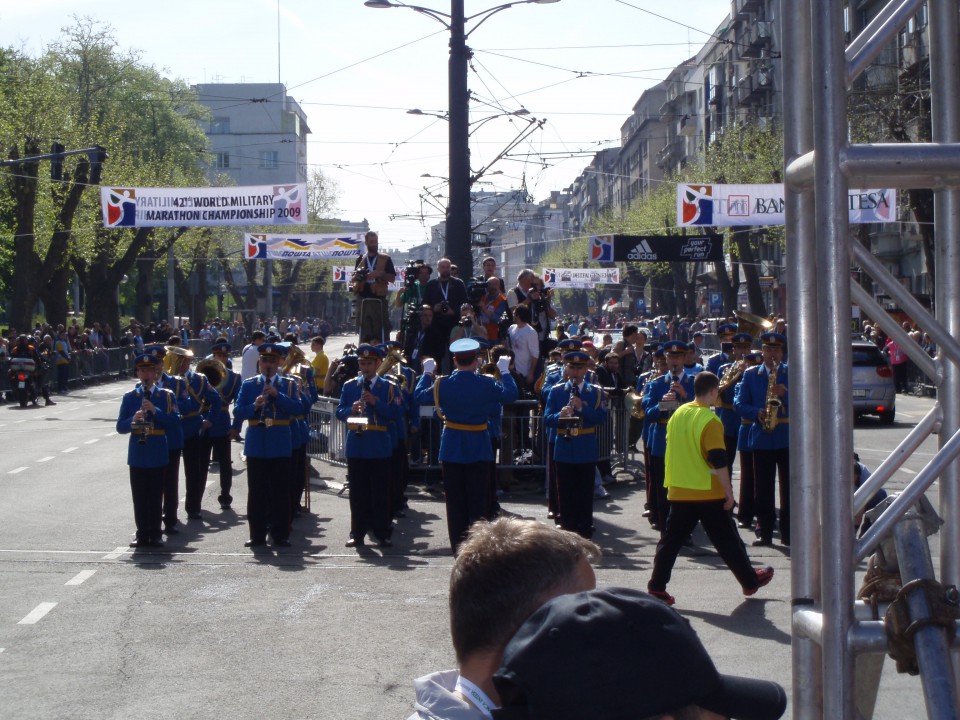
[347,378,371,434]
[131,387,155,444]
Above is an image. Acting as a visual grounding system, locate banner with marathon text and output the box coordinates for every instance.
[590,234,724,263]
[332,266,405,291]
[541,267,621,289]
[100,183,307,228]
[244,233,364,260]
[677,183,897,227]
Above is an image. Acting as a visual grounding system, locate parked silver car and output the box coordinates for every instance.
[852,340,896,423]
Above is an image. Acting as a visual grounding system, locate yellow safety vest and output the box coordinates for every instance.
[665,402,717,492]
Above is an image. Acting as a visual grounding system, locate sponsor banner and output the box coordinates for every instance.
[245,233,364,260]
[677,183,897,226]
[592,234,723,262]
[541,267,620,289]
[332,266,404,291]
[101,184,307,228]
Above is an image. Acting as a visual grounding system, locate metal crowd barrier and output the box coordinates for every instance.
[307,393,644,480]
[0,341,238,396]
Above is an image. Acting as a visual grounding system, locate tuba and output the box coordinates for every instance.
[624,389,645,420]
[734,309,775,339]
[281,344,307,377]
[163,345,193,376]
[760,364,782,433]
[196,357,227,392]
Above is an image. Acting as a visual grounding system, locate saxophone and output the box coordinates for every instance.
[760,364,782,433]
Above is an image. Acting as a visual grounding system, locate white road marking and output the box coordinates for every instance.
[84,439,99,445]
[901,468,917,475]
[104,432,116,438]
[61,447,78,453]
[8,467,27,474]
[102,547,128,560]
[15,419,28,424]
[65,570,96,586]
[18,602,57,625]
[36,457,55,463]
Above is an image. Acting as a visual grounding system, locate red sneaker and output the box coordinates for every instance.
[648,589,676,606]
[743,566,775,596]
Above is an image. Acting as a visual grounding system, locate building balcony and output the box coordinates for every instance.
[733,0,762,21]
[739,20,774,59]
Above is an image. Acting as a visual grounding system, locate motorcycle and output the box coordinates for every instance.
[8,357,38,408]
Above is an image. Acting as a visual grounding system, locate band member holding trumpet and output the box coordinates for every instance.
[234,343,302,548]
[144,344,187,535]
[642,341,696,533]
[543,351,607,539]
[717,333,757,529]
[734,332,790,547]
[117,353,179,549]
[414,338,517,554]
[335,344,403,548]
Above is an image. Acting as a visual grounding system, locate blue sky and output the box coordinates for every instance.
[1,0,730,250]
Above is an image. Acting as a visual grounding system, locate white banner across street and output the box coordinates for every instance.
[101,183,307,228]
[542,267,621,289]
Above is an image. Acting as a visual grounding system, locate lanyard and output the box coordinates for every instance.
[455,676,496,719]
[365,253,377,273]
[439,280,450,302]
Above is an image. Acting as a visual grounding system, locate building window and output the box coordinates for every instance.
[215,152,230,169]
[210,116,230,134]
[259,151,279,169]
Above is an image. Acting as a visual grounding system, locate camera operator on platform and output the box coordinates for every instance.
[353,231,396,343]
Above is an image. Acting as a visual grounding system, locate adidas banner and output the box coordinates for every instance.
[592,234,724,262]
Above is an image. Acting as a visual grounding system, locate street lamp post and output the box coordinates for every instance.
[364,0,559,277]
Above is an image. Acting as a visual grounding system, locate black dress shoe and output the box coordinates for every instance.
[737,521,754,529]
[345,537,365,548]
[377,537,393,548]
[244,540,267,548]
[752,538,773,547]
[274,539,292,548]
[129,540,146,549]
[149,539,165,548]
[164,527,179,535]
[45,399,56,406]
[187,512,202,520]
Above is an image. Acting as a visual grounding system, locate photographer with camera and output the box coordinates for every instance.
[423,258,468,370]
[403,305,446,375]
[507,270,556,359]
[352,231,396,343]
[396,262,432,346]
[478,276,508,341]
[449,303,489,345]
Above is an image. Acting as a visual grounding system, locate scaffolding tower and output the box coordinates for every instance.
[784,0,960,717]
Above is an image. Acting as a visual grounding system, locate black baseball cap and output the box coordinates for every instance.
[492,587,787,720]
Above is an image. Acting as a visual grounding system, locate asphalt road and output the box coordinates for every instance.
[0,338,942,718]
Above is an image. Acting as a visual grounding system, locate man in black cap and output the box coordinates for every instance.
[492,587,787,720]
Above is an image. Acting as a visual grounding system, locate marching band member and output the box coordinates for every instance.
[176,346,222,520]
[543,351,608,539]
[117,353,179,549]
[716,333,755,529]
[538,338,583,521]
[234,343,301,548]
[734,332,790,547]
[641,341,696,532]
[415,338,516,554]
[335,344,403,548]
[144,344,186,535]
[199,339,241,510]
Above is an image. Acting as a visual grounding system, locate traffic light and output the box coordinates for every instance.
[87,146,107,185]
[50,142,65,181]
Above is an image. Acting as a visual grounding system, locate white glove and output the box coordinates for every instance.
[422,358,437,375]
[496,356,511,374]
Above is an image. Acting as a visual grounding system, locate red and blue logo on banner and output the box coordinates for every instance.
[590,235,613,262]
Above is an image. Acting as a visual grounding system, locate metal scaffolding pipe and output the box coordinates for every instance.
[846,0,927,85]
[893,516,960,715]
[850,283,939,380]
[783,0,822,715]
[854,406,940,515]
[852,241,960,368]
[857,426,960,562]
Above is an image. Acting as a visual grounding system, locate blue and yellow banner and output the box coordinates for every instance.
[245,233,364,260]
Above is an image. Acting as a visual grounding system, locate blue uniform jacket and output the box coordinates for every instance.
[156,373,186,451]
[180,370,222,439]
[734,363,789,450]
[715,361,742,437]
[642,372,695,457]
[208,370,241,438]
[544,381,606,463]
[634,370,656,449]
[235,374,302,458]
[416,370,518,463]
[705,352,728,376]
[117,385,180,468]
[336,375,402,459]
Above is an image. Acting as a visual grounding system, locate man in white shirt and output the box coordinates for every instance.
[240,330,266,380]
[407,518,599,720]
[507,305,539,390]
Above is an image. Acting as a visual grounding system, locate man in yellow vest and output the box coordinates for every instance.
[647,371,774,606]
